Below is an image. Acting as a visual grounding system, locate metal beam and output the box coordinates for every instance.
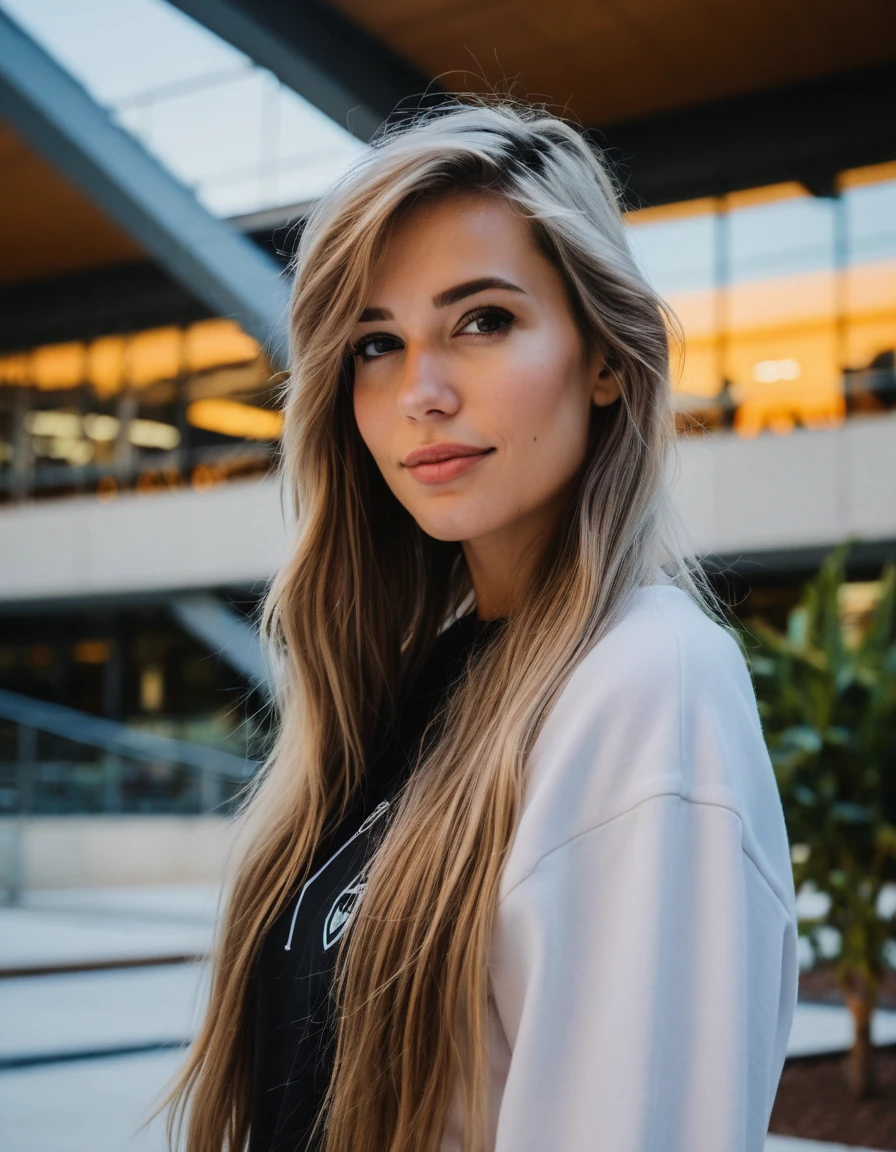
[0,215,300,353]
[0,9,289,368]
[170,593,275,698]
[167,0,440,141]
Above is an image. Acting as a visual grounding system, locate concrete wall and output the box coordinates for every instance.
[0,816,234,891]
[0,473,289,601]
[673,410,896,556]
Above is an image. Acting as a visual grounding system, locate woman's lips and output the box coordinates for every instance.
[401,441,496,485]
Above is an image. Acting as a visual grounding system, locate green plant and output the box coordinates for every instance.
[739,540,896,1099]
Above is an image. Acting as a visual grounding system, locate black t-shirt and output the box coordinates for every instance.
[249,610,504,1152]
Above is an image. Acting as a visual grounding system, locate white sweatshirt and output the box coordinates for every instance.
[441,572,800,1151]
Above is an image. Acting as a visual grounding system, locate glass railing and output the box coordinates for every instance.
[3,365,894,504]
[0,318,284,506]
[673,362,896,436]
[0,688,260,817]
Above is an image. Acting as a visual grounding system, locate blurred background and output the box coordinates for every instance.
[0,1,895,1149]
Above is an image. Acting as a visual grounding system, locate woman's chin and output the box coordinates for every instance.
[415,519,470,543]
[412,510,488,544]
[412,507,513,545]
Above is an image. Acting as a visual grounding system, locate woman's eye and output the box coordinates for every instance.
[351,334,400,361]
[457,307,515,338]
[351,307,514,361]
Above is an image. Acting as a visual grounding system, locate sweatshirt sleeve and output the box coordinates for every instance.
[489,789,799,1152]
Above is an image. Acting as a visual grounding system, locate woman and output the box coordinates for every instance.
[167,100,799,1152]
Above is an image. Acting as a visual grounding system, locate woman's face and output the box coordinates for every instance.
[349,192,620,558]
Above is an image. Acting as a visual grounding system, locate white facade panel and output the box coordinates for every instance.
[846,415,896,538]
[673,412,895,558]
[0,475,290,601]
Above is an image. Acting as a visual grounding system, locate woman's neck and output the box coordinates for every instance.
[462,497,563,620]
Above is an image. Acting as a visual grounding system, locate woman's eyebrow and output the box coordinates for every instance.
[357,277,527,323]
[432,276,527,308]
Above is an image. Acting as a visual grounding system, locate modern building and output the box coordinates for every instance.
[0,0,894,881]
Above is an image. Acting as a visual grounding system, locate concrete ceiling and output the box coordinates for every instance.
[332,0,896,126]
[0,120,143,289]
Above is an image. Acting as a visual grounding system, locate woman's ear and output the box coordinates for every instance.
[590,352,621,408]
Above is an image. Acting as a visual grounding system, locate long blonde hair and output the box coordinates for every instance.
[166,97,730,1152]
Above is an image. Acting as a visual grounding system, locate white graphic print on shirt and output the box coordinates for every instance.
[284,799,391,951]
[323,873,368,950]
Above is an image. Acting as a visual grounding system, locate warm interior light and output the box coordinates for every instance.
[140,665,165,712]
[82,413,120,441]
[72,639,112,664]
[25,410,82,437]
[30,343,85,391]
[191,463,225,491]
[752,359,802,384]
[0,319,262,395]
[127,419,181,450]
[87,337,127,397]
[184,320,260,373]
[48,438,94,465]
[837,160,896,190]
[96,476,118,503]
[186,397,283,441]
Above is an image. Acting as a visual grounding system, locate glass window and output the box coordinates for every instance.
[3,0,365,218]
[841,168,896,414]
[724,188,840,435]
[728,189,836,281]
[0,319,279,503]
[626,203,720,412]
[627,206,717,296]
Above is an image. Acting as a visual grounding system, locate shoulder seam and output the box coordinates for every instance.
[741,844,794,919]
[499,789,794,919]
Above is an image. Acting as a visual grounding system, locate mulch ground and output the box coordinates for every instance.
[769,1046,896,1148]
[768,964,896,1149]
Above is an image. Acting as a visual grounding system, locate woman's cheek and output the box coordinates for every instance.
[353,383,388,465]
[509,373,591,499]
[498,354,571,445]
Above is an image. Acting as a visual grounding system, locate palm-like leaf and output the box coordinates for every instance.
[737,541,896,1097]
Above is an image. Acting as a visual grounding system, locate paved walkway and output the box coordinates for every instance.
[1,884,894,1151]
[0,964,206,1065]
[3,1055,887,1152]
[0,885,217,974]
[0,1048,179,1152]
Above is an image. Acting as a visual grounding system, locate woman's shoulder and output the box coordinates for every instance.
[498,579,784,900]
[586,578,747,695]
[546,579,750,747]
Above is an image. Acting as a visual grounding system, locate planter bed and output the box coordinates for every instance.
[769,1043,896,1148]
[768,963,896,1149]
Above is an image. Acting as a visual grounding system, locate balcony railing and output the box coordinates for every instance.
[0,688,261,819]
[1,366,894,505]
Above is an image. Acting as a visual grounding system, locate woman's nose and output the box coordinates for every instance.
[395,347,460,421]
